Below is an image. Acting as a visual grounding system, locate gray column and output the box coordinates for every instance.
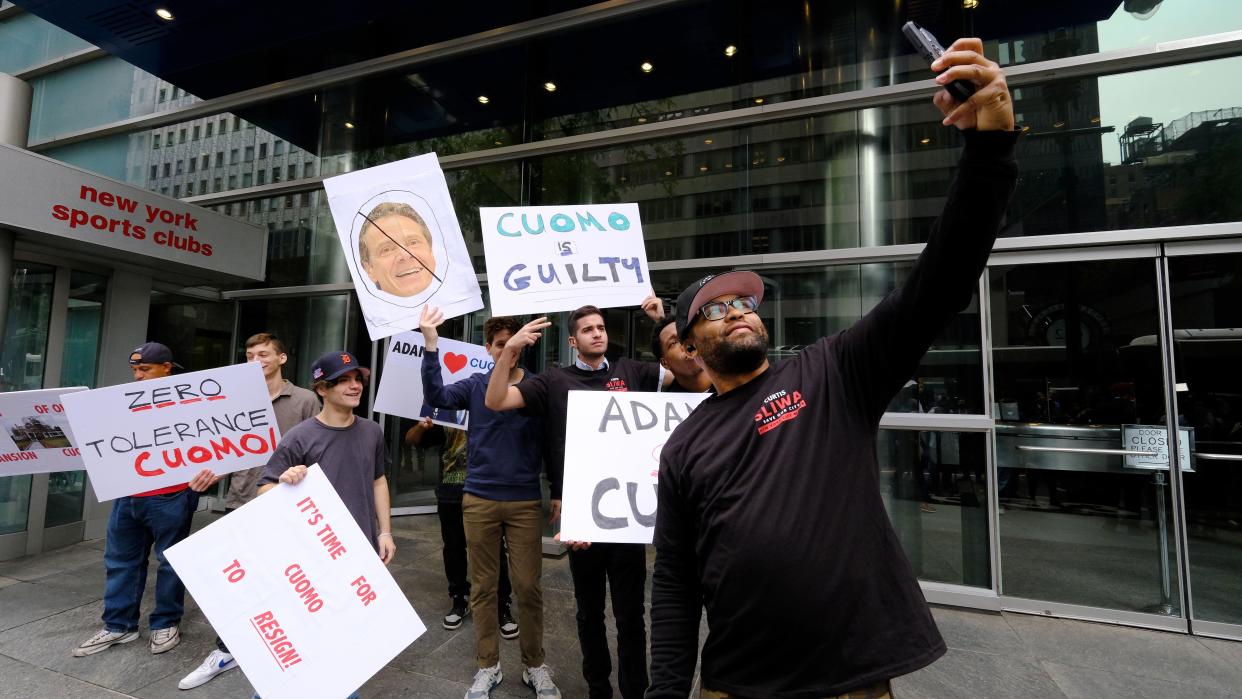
[0,71,32,341]
[82,270,153,539]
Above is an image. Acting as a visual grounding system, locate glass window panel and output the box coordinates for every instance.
[0,12,94,74]
[146,294,234,372]
[1167,252,1242,626]
[236,294,349,387]
[881,429,990,587]
[991,258,1181,616]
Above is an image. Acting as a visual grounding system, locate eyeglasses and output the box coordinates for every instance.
[698,296,759,321]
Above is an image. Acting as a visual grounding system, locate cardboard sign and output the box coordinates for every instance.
[479,203,652,316]
[62,362,279,501]
[560,390,709,544]
[374,331,494,430]
[0,387,87,476]
[324,153,484,341]
[166,465,424,699]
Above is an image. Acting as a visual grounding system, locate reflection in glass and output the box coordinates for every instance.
[1,265,54,392]
[147,295,233,372]
[881,429,990,588]
[0,476,33,536]
[992,259,1181,615]
[1168,253,1242,626]
[236,294,349,388]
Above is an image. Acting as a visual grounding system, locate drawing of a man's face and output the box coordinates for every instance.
[358,202,438,297]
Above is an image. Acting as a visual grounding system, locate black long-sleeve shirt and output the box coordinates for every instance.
[647,129,1020,699]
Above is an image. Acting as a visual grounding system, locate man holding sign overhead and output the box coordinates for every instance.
[73,343,221,658]
[646,40,1018,699]
[487,301,672,699]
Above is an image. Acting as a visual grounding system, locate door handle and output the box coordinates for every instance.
[1194,453,1242,461]
[1015,446,1158,457]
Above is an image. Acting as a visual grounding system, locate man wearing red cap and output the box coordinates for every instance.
[645,40,1019,698]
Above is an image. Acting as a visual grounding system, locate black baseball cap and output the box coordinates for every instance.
[310,351,370,382]
[675,271,765,342]
[128,342,183,369]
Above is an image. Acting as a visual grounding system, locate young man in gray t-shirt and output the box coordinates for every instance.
[256,350,396,560]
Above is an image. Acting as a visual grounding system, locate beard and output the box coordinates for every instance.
[697,324,770,376]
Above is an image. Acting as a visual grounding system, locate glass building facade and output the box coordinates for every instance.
[3,0,1242,639]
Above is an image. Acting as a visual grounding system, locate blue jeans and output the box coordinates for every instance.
[102,489,198,632]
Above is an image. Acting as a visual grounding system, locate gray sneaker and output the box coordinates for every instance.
[73,628,139,657]
[465,663,502,699]
[522,665,562,698]
[150,625,181,654]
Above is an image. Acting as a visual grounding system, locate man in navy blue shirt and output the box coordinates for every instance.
[418,306,560,699]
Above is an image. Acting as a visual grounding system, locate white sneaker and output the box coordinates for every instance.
[150,625,181,654]
[72,628,139,657]
[523,665,562,698]
[464,663,502,699]
[178,649,237,689]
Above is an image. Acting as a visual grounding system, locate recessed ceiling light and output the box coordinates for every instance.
[754,97,765,105]
[1053,121,1066,128]
[640,61,654,73]
[543,82,557,92]
[344,122,355,129]
[704,138,713,145]
[724,45,738,57]
[637,116,647,124]
[699,165,708,172]
[664,171,673,176]
[920,137,931,144]
[155,8,174,20]
[477,95,490,104]
[962,0,979,8]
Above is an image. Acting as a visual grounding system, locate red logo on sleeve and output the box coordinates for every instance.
[754,389,807,435]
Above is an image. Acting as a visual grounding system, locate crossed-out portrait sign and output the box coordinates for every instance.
[560,391,709,544]
[373,331,493,429]
[61,362,278,501]
[324,153,484,341]
[479,203,652,316]
[166,466,425,699]
[0,387,87,476]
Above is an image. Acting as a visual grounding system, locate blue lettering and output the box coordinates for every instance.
[608,212,630,231]
[599,256,622,282]
[496,212,521,237]
[577,211,605,231]
[621,256,644,283]
[521,214,545,235]
[504,264,531,291]
[550,214,574,233]
[538,264,560,284]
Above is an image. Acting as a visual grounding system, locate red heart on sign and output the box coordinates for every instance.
[443,352,469,374]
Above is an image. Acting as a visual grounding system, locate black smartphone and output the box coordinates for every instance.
[901,21,977,103]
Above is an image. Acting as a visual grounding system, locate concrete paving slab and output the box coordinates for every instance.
[893,647,1067,699]
[0,650,131,698]
[929,607,1029,657]
[1041,660,1242,699]
[1004,612,1242,694]
[0,580,98,633]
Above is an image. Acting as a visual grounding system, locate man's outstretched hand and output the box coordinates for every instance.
[931,38,1014,132]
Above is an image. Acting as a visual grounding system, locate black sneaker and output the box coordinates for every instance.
[444,597,470,630]
[499,606,520,640]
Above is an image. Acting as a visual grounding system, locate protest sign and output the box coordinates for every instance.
[0,387,87,476]
[166,465,424,699]
[560,390,709,544]
[373,331,494,429]
[479,203,652,316]
[62,362,279,501]
[324,153,484,341]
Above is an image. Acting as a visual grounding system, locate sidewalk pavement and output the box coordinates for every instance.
[2,511,1241,698]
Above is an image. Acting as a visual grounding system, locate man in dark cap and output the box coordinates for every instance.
[74,342,221,658]
[646,38,1019,698]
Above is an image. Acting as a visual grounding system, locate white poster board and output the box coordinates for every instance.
[324,153,484,341]
[1122,424,1195,472]
[560,390,709,544]
[0,387,87,476]
[479,203,651,316]
[166,465,424,699]
[374,332,494,429]
[62,362,279,501]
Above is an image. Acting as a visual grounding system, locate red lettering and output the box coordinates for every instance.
[187,445,212,464]
[52,204,69,220]
[162,449,186,469]
[210,437,243,459]
[134,451,164,477]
